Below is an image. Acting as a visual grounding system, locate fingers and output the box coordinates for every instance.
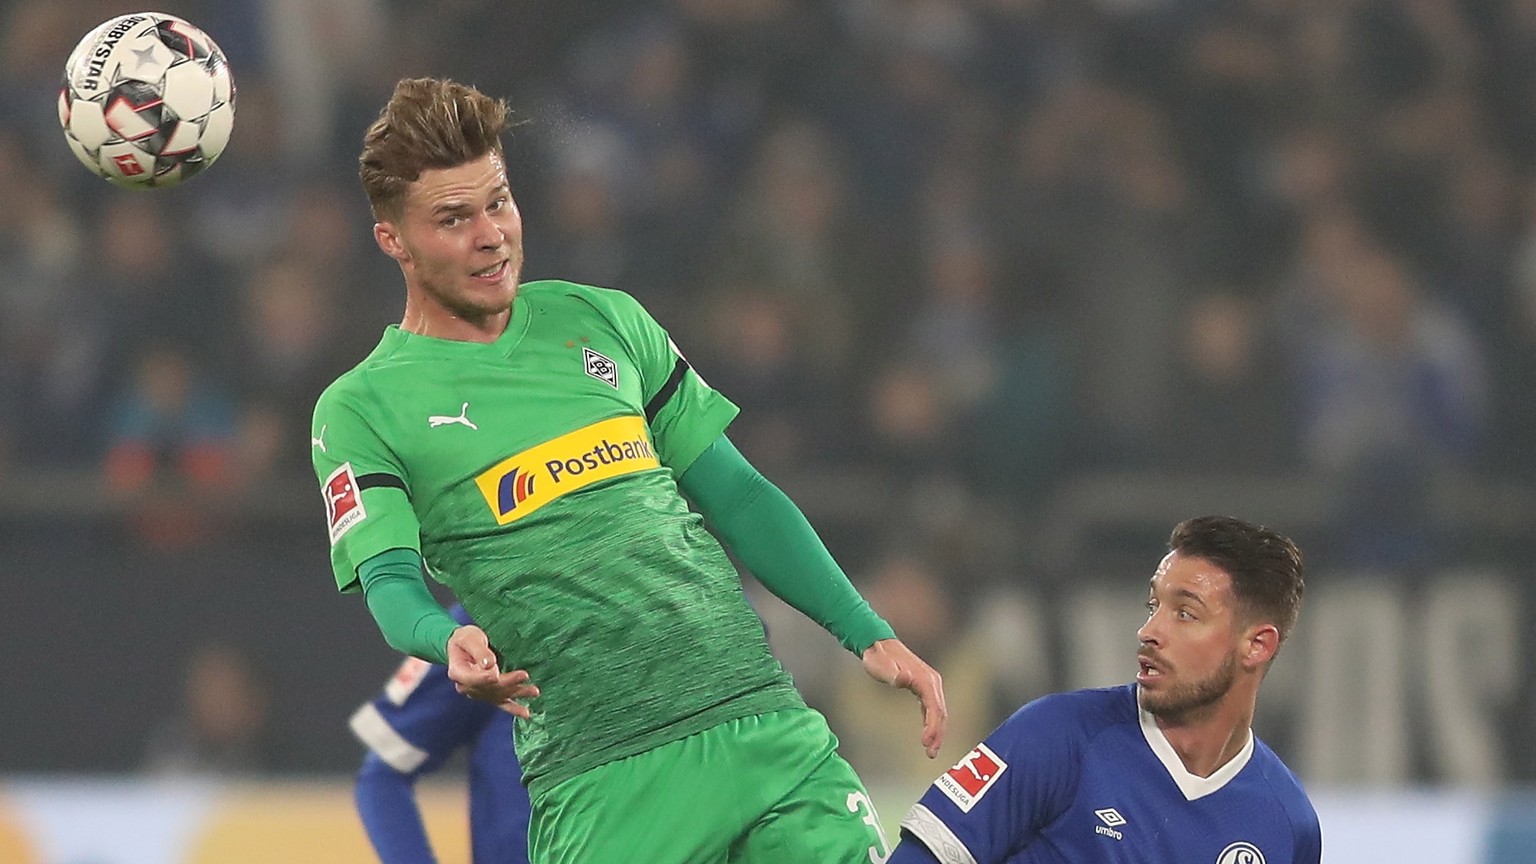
[448,661,499,688]
[863,639,949,757]
[921,665,949,757]
[453,671,537,697]
[453,669,540,718]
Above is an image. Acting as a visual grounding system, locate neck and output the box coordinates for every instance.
[401,300,512,344]
[1150,695,1255,778]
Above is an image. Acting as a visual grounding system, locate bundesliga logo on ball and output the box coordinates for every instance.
[58,12,235,189]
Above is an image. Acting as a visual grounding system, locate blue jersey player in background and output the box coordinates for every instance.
[891,515,1320,864]
[350,604,531,864]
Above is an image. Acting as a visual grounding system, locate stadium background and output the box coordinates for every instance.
[4,0,1536,860]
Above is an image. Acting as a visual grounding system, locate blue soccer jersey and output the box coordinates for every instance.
[893,684,1320,864]
[350,605,531,864]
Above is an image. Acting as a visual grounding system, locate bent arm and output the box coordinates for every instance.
[677,435,894,654]
[358,548,459,665]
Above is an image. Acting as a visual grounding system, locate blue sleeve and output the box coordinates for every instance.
[355,753,439,864]
[889,832,944,863]
[1291,796,1322,864]
[350,607,498,771]
[898,694,1086,863]
[1297,822,1322,864]
[468,714,532,863]
[350,606,502,861]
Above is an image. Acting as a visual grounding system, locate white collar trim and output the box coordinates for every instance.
[1138,706,1253,801]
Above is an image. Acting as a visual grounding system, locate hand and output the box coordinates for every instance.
[862,638,947,758]
[446,625,540,719]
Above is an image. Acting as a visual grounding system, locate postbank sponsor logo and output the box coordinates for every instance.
[475,415,659,525]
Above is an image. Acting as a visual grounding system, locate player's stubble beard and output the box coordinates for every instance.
[1137,648,1238,723]
[419,249,524,325]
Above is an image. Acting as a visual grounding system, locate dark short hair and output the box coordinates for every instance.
[1169,515,1305,646]
[358,77,509,221]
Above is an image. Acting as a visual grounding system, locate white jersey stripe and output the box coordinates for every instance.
[1139,705,1253,801]
[348,702,430,773]
[900,802,980,864]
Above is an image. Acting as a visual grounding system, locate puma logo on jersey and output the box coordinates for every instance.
[311,424,328,453]
[429,402,478,430]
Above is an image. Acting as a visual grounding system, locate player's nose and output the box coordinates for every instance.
[472,212,506,249]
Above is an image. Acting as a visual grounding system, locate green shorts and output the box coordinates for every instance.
[527,707,891,864]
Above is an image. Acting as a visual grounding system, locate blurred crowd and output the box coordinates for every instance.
[6,0,1536,780]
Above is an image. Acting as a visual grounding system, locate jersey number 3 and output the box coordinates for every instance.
[847,791,891,864]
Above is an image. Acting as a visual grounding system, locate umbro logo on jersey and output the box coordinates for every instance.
[1216,841,1266,864]
[429,402,478,430]
[1094,808,1126,841]
[937,743,1007,813]
[584,347,619,388]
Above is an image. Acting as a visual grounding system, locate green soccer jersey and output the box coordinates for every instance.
[311,279,804,789]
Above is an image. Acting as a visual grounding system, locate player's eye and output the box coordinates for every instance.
[488,196,507,211]
[1177,608,1196,621]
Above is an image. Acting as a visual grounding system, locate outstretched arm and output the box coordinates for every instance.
[678,435,946,757]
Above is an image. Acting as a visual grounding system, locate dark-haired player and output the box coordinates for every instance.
[891,516,1320,864]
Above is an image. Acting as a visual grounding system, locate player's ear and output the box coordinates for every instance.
[375,222,410,263]
[1242,622,1280,670]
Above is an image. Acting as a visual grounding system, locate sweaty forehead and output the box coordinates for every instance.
[1150,551,1233,602]
[409,152,508,211]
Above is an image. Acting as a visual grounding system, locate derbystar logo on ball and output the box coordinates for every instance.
[58,12,235,189]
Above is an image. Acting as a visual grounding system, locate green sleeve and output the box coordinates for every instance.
[357,548,459,665]
[312,381,422,593]
[678,436,895,655]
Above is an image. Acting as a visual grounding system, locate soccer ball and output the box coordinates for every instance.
[58,12,235,189]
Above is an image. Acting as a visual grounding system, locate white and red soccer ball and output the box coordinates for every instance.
[58,12,235,189]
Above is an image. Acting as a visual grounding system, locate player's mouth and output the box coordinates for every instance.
[471,260,509,281]
[1136,652,1167,683]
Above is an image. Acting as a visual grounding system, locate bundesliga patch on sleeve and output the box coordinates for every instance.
[324,462,367,545]
[937,743,1008,813]
[385,656,431,706]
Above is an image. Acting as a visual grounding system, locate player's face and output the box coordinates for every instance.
[380,151,524,322]
[1135,551,1243,721]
